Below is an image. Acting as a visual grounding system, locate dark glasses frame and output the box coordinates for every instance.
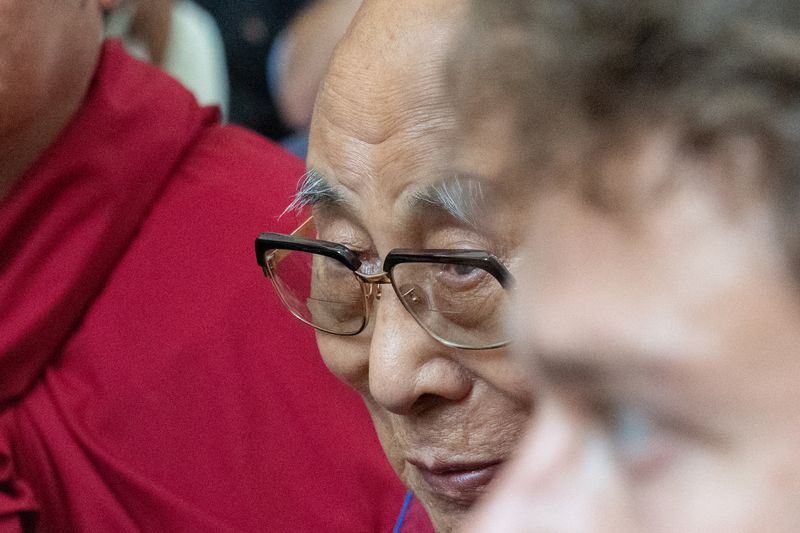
[255,217,514,349]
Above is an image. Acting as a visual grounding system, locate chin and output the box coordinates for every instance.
[419,499,470,533]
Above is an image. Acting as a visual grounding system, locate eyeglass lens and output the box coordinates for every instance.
[270,249,367,335]
[270,248,509,348]
[390,262,508,348]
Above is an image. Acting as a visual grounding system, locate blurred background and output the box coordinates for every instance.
[106,0,363,157]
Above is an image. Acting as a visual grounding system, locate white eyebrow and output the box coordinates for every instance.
[284,168,348,215]
[409,177,487,229]
[286,171,489,229]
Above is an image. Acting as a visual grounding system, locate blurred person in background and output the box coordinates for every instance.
[255,1,533,531]
[106,0,230,116]
[194,0,361,155]
[268,0,362,157]
[0,0,407,531]
[193,0,309,139]
[270,0,362,136]
[450,0,800,530]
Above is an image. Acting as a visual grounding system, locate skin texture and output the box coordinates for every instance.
[307,1,532,531]
[456,117,800,531]
[0,0,117,201]
[131,0,173,65]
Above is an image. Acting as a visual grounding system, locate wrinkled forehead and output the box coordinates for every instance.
[307,0,466,206]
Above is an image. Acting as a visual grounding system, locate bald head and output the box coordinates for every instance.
[310,0,466,152]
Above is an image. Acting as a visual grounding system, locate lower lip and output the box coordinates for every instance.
[415,462,502,506]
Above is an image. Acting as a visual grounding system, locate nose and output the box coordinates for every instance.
[367,286,472,415]
[463,397,635,532]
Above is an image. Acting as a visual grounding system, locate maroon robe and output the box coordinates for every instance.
[0,41,415,532]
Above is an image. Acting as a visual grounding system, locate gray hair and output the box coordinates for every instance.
[284,168,345,216]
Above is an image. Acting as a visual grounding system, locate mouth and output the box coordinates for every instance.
[408,459,504,506]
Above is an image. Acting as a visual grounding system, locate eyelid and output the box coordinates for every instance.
[428,224,517,267]
[313,207,371,247]
[426,222,489,243]
[313,218,375,258]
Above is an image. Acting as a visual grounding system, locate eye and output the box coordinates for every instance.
[437,262,487,289]
[449,263,478,276]
[600,401,680,481]
[611,405,662,472]
[445,263,479,278]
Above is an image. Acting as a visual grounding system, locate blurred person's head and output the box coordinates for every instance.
[0,0,119,199]
[261,0,533,530]
[451,0,800,530]
[104,0,172,65]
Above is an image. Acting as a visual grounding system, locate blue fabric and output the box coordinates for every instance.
[392,491,415,533]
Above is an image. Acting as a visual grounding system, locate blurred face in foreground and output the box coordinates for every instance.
[303,1,532,531]
[459,126,800,532]
[453,12,800,531]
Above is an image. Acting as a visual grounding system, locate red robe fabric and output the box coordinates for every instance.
[0,41,414,532]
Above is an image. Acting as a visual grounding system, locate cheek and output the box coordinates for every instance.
[0,35,42,124]
[0,6,51,82]
[725,438,800,530]
[316,334,407,470]
[471,347,533,406]
[0,5,100,130]
[315,333,370,392]
[361,397,407,474]
[628,436,800,531]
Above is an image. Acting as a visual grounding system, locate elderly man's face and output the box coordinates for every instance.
[457,120,800,531]
[305,1,531,531]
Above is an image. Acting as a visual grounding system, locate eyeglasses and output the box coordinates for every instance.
[255,217,514,350]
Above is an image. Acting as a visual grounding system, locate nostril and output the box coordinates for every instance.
[411,392,444,415]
